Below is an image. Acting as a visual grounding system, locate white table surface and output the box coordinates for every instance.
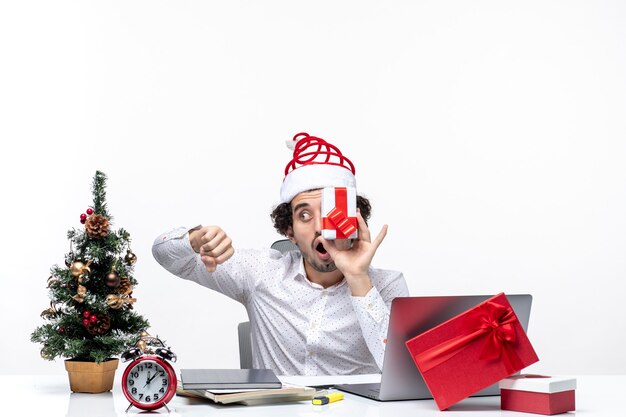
[2,374,622,416]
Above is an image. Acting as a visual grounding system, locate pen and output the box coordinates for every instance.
[312,391,344,405]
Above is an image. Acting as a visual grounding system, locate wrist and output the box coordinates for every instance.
[188,226,203,253]
[345,274,373,297]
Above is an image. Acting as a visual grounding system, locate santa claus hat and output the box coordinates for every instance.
[280,132,356,203]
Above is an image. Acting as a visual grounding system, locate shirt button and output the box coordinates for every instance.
[321,291,328,296]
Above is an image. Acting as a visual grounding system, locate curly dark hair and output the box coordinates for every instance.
[271,194,372,237]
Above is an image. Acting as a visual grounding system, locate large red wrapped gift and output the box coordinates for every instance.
[405,292,539,410]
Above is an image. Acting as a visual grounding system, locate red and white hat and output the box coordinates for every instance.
[280,132,356,203]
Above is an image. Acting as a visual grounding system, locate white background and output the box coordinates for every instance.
[1,1,624,376]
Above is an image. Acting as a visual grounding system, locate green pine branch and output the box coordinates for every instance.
[91,170,110,219]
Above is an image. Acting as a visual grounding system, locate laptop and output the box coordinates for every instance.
[335,294,533,401]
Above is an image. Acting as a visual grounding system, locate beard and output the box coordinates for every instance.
[307,256,338,273]
[295,236,338,273]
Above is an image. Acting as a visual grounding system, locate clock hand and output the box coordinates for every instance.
[143,371,158,387]
[146,370,159,385]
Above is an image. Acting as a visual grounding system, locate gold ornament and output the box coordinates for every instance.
[125,250,137,265]
[136,339,148,352]
[135,331,163,353]
[106,293,137,309]
[70,260,92,278]
[40,347,54,360]
[85,213,110,238]
[72,284,87,303]
[40,302,59,319]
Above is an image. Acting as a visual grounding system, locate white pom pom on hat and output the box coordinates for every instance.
[280,132,356,204]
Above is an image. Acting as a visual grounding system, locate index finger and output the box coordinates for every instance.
[355,210,371,242]
[370,224,388,251]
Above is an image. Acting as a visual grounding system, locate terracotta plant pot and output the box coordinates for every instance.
[64,358,119,393]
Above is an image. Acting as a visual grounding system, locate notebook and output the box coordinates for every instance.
[335,294,533,401]
[176,381,317,405]
[180,368,283,390]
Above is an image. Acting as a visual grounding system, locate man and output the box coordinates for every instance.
[152,132,409,375]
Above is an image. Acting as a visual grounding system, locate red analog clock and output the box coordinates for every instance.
[121,334,177,412]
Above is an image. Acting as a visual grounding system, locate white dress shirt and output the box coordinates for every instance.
[152,227,409,376]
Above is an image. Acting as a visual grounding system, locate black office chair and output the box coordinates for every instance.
[238,239,298,369]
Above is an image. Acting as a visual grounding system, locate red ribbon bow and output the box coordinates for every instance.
[322,188,357,238]
[413,301,524,375]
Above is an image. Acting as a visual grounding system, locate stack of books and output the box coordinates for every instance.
[177,368,318,405]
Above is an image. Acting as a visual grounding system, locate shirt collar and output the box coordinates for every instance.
[290,253,347,291]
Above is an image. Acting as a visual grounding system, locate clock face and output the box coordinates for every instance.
[122,356,176,410]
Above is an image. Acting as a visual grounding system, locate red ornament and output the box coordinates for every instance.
[86,208,94,215]
[83,311,90,318]
[58,327,65,334]
[82,319,89,326]
[80,213,87,221]
[90,315,98,323]
[80,218,86,224]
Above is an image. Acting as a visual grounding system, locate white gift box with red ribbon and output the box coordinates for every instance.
[499,374,576,415]
[321,187,358,240]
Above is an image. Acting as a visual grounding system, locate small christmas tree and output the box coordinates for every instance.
[31,171,149,363]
